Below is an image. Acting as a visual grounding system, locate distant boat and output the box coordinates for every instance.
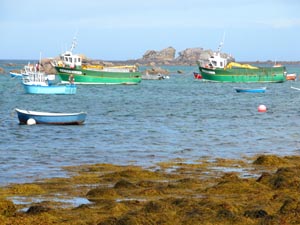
[22,63,76,94]
[15,108,87,125]
[286,73,297,81]
[193,72,202,79]
[197,41,286,83]
[10,71,22,78]
[234,87,266,93]
[51,38,142,85]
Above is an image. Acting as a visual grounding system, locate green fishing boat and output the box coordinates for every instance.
[52,40,142,85]
[197,43,286,83]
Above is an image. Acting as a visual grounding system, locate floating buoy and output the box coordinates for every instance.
[258,104,267,112]
[27,118,36,125]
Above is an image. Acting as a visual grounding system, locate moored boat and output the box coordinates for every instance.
[193,72,202,79]
[22,63,76,94]
[234,87,266,93]
[52,39,142,85]
[15,108,87,125]
[197,42,286,83]
[286,73,297,81]
[10,71,22,78]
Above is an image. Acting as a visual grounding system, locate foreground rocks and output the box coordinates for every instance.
[1,155,300,224]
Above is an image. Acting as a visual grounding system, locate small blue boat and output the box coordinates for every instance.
[234,87,266,93]
[10,71,23,78]
[22,63,76,94]
[15,108,87,125]
[23,83,76,94]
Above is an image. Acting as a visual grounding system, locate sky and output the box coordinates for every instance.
[1,0,300,61]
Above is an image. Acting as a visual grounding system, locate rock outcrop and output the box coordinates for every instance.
[141,47,176,62]
[0,67,5,74]
[40,58,56,74]
[175,48,213,63]
[137,47,234,65]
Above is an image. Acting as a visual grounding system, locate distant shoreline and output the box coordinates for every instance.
[1,59,300,66]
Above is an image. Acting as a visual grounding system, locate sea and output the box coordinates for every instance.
[1,60,300,186]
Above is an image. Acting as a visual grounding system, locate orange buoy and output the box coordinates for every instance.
[258,104,267,112]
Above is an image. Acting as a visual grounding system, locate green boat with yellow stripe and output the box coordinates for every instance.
[52,40,142,85]
[197,46,286,83]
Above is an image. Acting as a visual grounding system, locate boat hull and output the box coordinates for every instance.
[15,108,86,125]
[10,72,22,78]
[193,72,202,79]
[198,65,286,83]
[286,73,297,81]
[235,87,266,93]
[55,66,142,85]
[23,83,76,94]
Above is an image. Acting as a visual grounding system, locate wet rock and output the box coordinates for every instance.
[26,205,51,214]
[0,67,5,74]
[143,67,170,75]
[244,209,268,218]
[256,172,272,183]
[4,63,17,67]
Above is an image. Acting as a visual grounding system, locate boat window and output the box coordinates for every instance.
[65,57,68,62]
[74,58,77,63]
[70,57,72,63]
[78,58,81,63]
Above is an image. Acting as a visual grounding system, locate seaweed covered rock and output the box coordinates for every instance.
[86,187,119,201]
[271,167,300,189]
[206,172,268,195]
[279,198,300,214]
[253,155,287,167]
[114,179,136,189]
[0,199,16,216]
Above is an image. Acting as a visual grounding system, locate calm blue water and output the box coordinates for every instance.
[1,61,300,186]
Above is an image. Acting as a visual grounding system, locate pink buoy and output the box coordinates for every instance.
[258,104,267,112]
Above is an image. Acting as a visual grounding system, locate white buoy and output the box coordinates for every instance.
[258,105,267,112]
[27,118,36,125]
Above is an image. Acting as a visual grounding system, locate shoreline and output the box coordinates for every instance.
[1,154,300,224]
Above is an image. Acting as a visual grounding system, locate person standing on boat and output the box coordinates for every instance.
[35,63,40,71]
[69,74,75,84]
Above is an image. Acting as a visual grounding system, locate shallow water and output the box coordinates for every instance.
[1,61,300,186]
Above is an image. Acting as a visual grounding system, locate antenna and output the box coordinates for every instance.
[70,37,77,52]
[217,32,226,53]
[70,30,79,52]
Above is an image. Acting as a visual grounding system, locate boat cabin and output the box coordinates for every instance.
[208,52,227,69]
[60,51,82,68]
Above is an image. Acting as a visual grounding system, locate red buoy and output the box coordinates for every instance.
[258,104,267,112]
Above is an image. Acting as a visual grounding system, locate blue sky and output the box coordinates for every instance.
[1,0,300,61]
